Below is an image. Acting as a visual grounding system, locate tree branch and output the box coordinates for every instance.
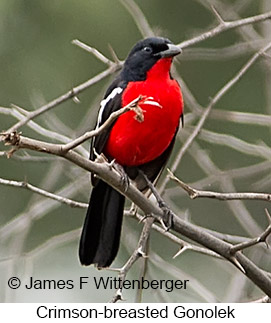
[72,39,114,66]
[0,105,88,157]
[5,64,121,133]
[178,10,271,49]
[230,209,271,253]
[111,217,154,302]
[167,169,271,202]
[1,132,271,297]
[0,177,88,209]
[119,0,155,38]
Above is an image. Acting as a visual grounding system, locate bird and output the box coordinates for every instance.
[79,37,184,268]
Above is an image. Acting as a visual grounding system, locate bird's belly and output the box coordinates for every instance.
[105,81,183,166]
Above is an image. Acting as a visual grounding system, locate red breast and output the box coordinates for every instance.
[105,58,183,166]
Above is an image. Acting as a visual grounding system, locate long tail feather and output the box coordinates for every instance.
[79,180,125,267]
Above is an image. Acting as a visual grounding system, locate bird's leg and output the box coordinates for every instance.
[109,159,130,192]
[138,170,173,231]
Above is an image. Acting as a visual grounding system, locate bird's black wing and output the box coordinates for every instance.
[80,76,127,267]
[90,76,127,185]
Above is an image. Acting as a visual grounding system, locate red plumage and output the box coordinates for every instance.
[105,58,183,166]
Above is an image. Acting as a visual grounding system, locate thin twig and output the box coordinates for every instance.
[230,209,271,253]
[0,174,88,243]
[197,128,271,160]
[167,169,271,202]
[181,140,262,237]
[4,64,121,133]
[0,106,88,157]
[72,39,114,66]
[119,0,155,37]
[0,177,88,208]
[210,109,271,127]
[178,10,271,49]
[181,40,267,61]
[111,217,154,302]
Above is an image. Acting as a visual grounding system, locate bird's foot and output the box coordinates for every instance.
[158,201,174,231]
[138,170,173,231]
[109,160,130,192]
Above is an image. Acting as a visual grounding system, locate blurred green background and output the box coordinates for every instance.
[0,0,271,302]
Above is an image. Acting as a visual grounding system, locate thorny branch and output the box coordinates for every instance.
[0,177,88,209]
[167,170,271,202]
[111,217,154,303]
[178,9,271,49]
[230,209,271,254]
[1,131,271,298]
[1,3,271,303]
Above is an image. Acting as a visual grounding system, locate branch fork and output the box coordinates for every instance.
[230,209,271,254]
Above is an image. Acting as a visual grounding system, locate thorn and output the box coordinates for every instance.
[264,208,271,224]
[173,246,188,259]
[108,43,121,65]
[107,158,116,170]
[167,169,197,198]
[93,148,108,164]
[72,96,81,104]
[211,5,225,24]
[230,256,246,274]
[6,147,18,158]
[159,217,169,232]
[106,267,121,273]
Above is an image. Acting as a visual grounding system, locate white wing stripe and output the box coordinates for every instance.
[97,87,123,127]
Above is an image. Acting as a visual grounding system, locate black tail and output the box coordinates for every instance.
[79,180,125,267]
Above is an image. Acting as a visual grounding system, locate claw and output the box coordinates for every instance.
[110,160,130,192]
[138,169,174,230]
[160,207,174,231]
[139,214,151,223]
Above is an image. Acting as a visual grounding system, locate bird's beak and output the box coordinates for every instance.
[158,44,182,58]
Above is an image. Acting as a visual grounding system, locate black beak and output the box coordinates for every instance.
[157,44,182,58]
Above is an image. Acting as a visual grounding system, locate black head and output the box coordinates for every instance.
[121,37,181,82]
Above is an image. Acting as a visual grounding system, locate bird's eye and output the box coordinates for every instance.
[143,46,152,53]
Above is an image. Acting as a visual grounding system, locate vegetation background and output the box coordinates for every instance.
[0,0,271,302]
